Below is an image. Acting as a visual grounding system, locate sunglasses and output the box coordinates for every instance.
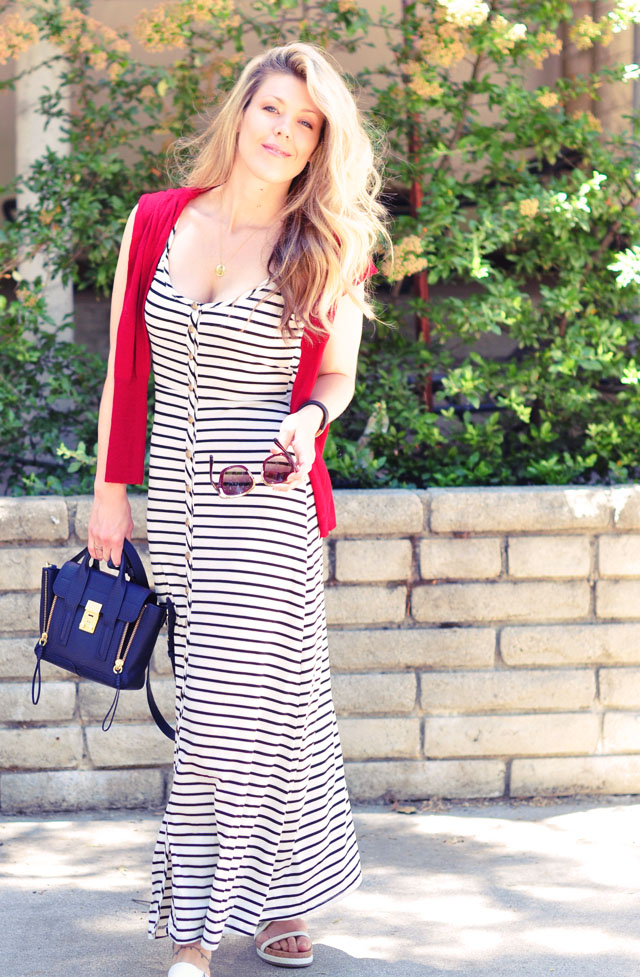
[209,439,296,497]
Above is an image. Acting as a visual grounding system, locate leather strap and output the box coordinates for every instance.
[146,669,175,740]
[97,559,128,660]
[58,552,92,645]
[145,598,177,740]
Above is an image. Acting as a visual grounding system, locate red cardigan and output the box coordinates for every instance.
[105,187,376,537]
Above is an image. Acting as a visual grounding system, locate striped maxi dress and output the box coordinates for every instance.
[145,228,361,951]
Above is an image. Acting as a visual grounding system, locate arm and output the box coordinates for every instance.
[87,205,138,563]
[274,282,364,491]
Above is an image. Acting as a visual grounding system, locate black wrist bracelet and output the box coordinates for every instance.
[301,399,330,436]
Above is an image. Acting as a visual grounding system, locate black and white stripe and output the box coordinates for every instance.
[145,230,361,951]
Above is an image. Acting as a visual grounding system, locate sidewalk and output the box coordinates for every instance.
[2,798,640,977]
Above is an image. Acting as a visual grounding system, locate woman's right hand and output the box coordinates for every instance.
[87,483,133,566]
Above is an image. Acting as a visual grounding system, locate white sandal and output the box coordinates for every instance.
[167,963,208,977]
[255,920,314,968]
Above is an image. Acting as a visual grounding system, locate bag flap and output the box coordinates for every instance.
[52,562,153,622]
[52,560,87,598]
[119,582,153,622]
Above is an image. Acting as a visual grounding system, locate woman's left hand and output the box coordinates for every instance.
[271,405,323,492]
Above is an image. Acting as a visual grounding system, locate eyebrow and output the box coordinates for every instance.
[261,93,321,117]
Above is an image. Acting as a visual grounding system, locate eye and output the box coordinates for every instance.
[263,104,277,113]
[300,119,313,129]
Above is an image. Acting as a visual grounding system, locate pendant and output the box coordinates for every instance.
[215,263,226,277]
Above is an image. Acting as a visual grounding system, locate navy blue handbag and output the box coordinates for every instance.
[32,540,175,738]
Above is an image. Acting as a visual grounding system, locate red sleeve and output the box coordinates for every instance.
[355,259,378,286]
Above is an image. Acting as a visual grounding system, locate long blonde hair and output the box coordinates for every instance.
[170,42,390,337]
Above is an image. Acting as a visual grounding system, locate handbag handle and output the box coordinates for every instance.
[110,539,150,589]
[69,539,149,588]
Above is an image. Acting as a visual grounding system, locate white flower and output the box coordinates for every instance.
[438,0,490,28]
[608,0,640,33]
[509,22,527,40]
[608,246,640,287]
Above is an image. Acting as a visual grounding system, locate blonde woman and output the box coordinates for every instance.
[87,41,388,977]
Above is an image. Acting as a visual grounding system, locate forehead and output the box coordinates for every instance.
[253,72,322,116]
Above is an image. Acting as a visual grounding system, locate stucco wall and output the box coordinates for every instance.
[3,486,640,813]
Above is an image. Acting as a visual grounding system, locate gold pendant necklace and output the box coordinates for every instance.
[217,210,264,277]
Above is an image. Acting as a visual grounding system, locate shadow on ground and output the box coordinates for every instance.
[1,799,640,977]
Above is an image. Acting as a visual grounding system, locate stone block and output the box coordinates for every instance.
[150,634,173,675]
[429,486,611,534]
[412,581,589,625]
[419,537,502,581]
[508,536,591,579]
[79,678,175,722]
[328,627,496,672]
[0,726,84,770]
[74,495,148,542]
[0,497,69,543]
[1,681,76,723]
[333,490,424,536]
[325,585,407,626]
[0,592,41,634]
[337,717,421,760]
[420,669,595,714]
[599,535,640,577]
[344,758,506,800]
[85,723,174,767]
[0,768,166,813]
[502,623,640,666]
[332,673,417,715]
[0,638,33,679]
[0,545,78,593]
[335,539,413,583]
[610,485,640,530]
[599,668,640,708]
[596,580,640,619]
[0,638,76,683]
[424,713,599,758]
[603,712,640,753]
[511,755,640,796]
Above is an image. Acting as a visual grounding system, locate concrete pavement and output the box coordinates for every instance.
[2,798,640,977]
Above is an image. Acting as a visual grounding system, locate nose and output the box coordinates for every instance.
[274,116,290,138]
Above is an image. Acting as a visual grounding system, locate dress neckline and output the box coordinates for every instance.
[163,226,273,309]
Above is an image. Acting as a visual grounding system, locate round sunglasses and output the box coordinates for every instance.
[209,439,296,497]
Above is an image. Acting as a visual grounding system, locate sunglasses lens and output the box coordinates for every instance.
[264,454,293,484]
[219,467,253,496]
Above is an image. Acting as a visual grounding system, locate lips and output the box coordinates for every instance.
[262,143,291,158]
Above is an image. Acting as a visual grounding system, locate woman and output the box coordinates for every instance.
[88,41,388,977]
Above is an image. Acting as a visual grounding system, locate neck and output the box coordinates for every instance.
[215,166,290,232]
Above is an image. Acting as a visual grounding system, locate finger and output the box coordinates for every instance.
[272,472,306,492]
[274,424,296,452]
[89,540,105,561]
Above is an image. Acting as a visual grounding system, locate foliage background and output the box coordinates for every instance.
[2,0,640,493]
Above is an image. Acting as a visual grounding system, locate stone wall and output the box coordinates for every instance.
[3,486,640,813]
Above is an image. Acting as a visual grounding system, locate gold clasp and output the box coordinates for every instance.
[79,599,102,634]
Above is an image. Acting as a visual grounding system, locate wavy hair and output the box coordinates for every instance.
[169,41,390,337]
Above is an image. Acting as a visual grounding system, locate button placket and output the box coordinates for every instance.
[183,303,201,637]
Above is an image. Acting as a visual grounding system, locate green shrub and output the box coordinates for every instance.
[0,286,104,493]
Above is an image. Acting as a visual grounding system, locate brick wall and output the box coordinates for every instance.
[3,486,640,812]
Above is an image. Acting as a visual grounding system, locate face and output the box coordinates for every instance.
[236,71,323,185]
